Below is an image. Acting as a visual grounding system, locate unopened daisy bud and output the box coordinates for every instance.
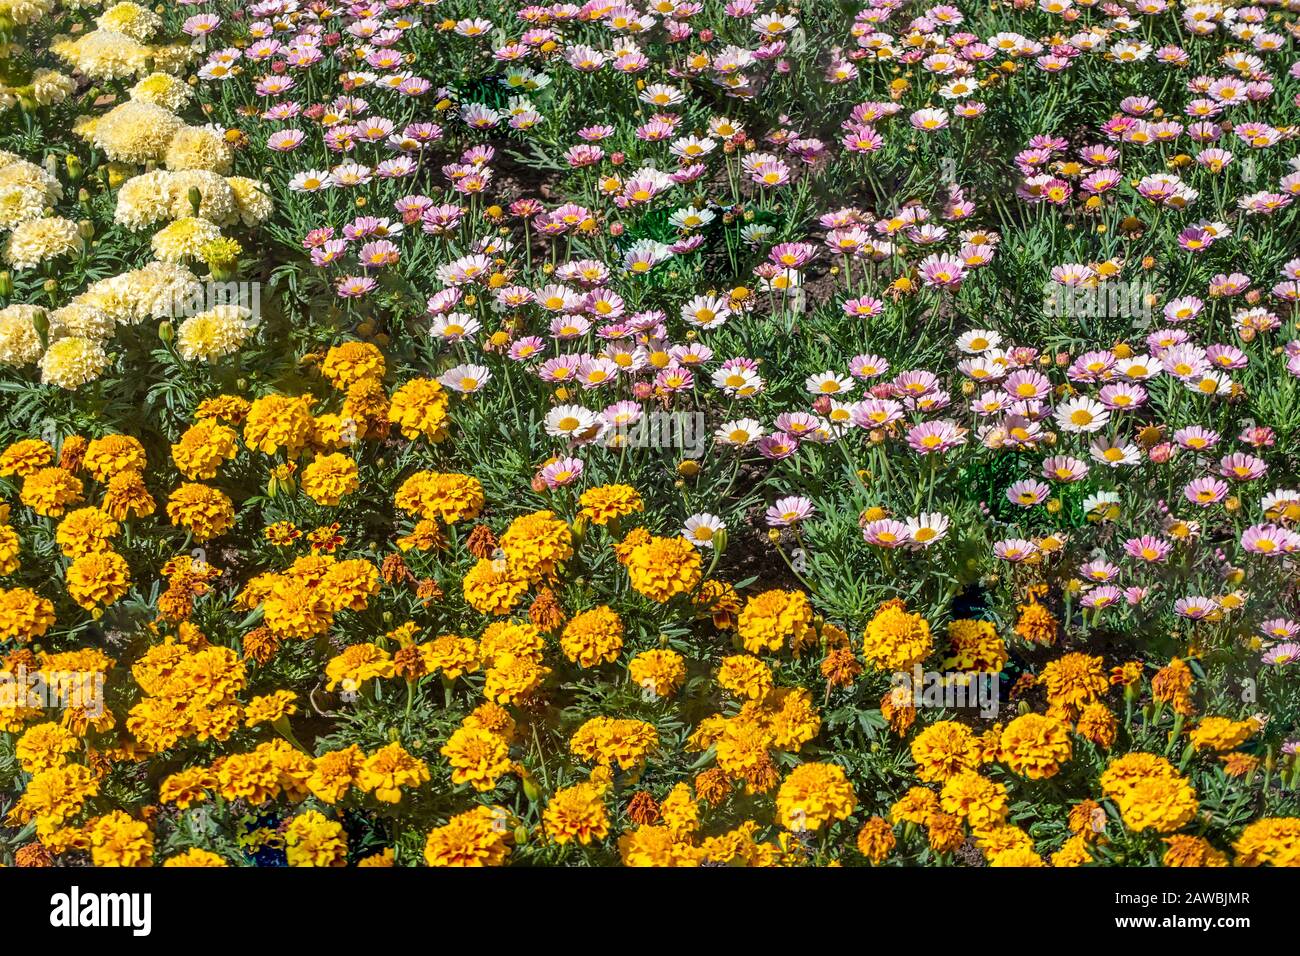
[677,459,700,478]
[767,528,782,544]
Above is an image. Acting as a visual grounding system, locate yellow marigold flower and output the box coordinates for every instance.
[1114,774,1199,834]
[54,506,119,558]
[940,770,1009,830]
[765,687,822,751]
[243,394,315,456]
[0,438,54,477]
[325,643,393,692]
[85,810,153,867]
[1099,752,1198,833]
[307,745,364,804]
[863,599,933,671]
[1039,651,1109,720]
[462,702,517,742]
[1099,752,1180,799]
[1163,834,1228,867]
[1051,833,1094,867]
[737,589,814,656]
[262,575,334,639]
[910,720,978,783]
[421,635,481,680]
[244,690,297,727]
[171,420,238,480]
[619,824,701,867]
[20,467,84,517]
[717,654,774,701]
[0,587,56,642]
[578,483,644,525]
[1151,657,1195,716]
[15,721,78,773]
[479,620,545,665]
[559,605,624,667]
[943,619,1007,674]
[483,653,549,705]
[856,816,896,863]
[284,809,347,867]
[570,716,659,771]
[462,558,528,616]
[358,742,429,803]
[973,823,1034,859]
[394,471,484,523]
[775,762,856,832]
[988,846,1045,867]
[1188,715,1256,752]
[440,726,511,792]
[499,510,573,583]
[424,805,512,866]
[624,534,701,602]
[195,394,251,424]
[102,470,156,520]
[0,523,19,575]
[83,435,147,482]
[320,558,379,613]
[1233,818,1300,867]
[999,713,1072,779]
[926,810,965,854]
[163,848,228,867]
[713,719,778,794]
[388,377,451,441]
[1075,701,1118,748]
[1014,590,1058,646]
[322,340,385,389]
[65,550,130,610]
[543,782,610,845]
[159,766,215,809]
[300,453,359,506]
[628,649,686,698]
[10,763,98,829]
[166,482,235,541]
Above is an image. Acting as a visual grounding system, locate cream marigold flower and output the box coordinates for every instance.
[40,336,108,389]
[6,217,83,270]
